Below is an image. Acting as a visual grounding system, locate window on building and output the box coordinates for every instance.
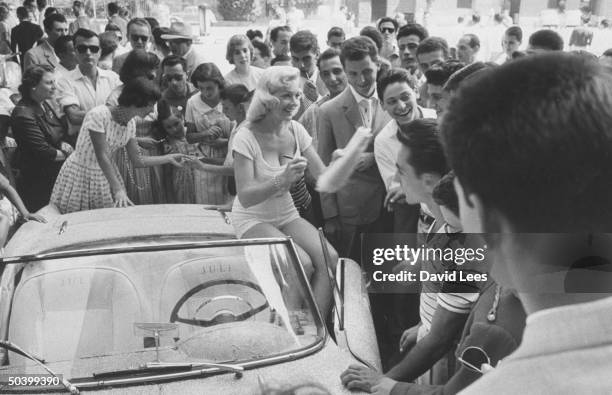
[457,0,473,8]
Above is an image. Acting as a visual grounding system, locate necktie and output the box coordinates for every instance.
[359,99,371,128]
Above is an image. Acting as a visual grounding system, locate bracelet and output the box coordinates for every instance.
[273,175,284,192]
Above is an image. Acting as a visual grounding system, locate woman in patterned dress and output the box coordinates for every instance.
[185,63,232,205]
[50,77,189,213]
[107,49,167,205]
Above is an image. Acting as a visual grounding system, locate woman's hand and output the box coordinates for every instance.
[279,157,307,188]
[167,153,192,168]
[21,213,47,223]
[60,142,74,156]
[181,155,204,169]
[113,190,134,208]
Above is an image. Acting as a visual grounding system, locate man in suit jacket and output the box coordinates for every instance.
[23,13,68,70]
[317,36,391,261]
[111,18,153,74]
[11,6,43,67]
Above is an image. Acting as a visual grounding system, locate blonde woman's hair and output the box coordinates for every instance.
[246,66,300,123]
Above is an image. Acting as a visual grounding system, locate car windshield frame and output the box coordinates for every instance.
[0,237,328,390]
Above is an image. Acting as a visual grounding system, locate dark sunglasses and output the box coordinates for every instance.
[131,34,149,43]
[76,45,100,54]
[380,27,395,34]
[164,74,185,82]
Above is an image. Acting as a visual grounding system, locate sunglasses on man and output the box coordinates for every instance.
[76,45,100,54]
[131,34,149,43]
[380,27,396,34]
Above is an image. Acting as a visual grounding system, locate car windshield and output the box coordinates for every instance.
[0,239,324,383]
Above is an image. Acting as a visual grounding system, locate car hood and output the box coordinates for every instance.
[76,340,363,394]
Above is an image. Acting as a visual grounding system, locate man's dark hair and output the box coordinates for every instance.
[53,34,73,55]
[317,47,340,69]
[529,29,564,51]
[127,17,151,35]
[505,26,523,42]
[340,36,378,66]
[73,0,83,7]
[72,28,97,43]
[161,54,186,71]
[220,83,252,105]
[377,68,418,102]
[252,39,270,58]
[397,23,428,42]
[118,76,161,107]
[377,16,398,32]
[107,2,119,15]
[270,25,291,42]
[327,26,344,41]
[425,60,465,86]
[463,33,480,49]
[290,30,319,54]
[360,26,383,51]
[417,37,449,58]
[16,6,28,20]
[246,29,263,41]
[43,6,57,18]
[442,53,612,232]
[105,22,121,33]
[152,26,170,48]
[603,48,612,57]
[36,0,45,9]
[99,31,118,57]
[43,12,66,31]
[271,54,291,65]
[472,13,481,23]
[397,118,449,176]
[144,17,159,31]
[443,62,497,92]
[433,171,459,216]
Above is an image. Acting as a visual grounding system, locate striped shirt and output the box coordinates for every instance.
[418,224,480,336]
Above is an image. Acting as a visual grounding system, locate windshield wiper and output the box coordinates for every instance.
[0,340,79,394]
[145,361,244,378]
[93,361,244,380]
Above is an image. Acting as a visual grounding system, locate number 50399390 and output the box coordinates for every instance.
[0,374,62,389]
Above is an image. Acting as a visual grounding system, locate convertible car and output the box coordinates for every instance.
[0,205,380,394]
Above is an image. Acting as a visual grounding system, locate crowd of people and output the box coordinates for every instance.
[0,1,610,393]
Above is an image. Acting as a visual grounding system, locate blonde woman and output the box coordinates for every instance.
[230,66,338,318]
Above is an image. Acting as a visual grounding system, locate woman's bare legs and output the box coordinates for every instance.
[281,217,339,319]
[243,222,314,310]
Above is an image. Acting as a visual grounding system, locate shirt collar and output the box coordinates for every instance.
[511,296,612,360]
[71,66,105,81]
[199,96,222,112]
[349,84,377,104]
